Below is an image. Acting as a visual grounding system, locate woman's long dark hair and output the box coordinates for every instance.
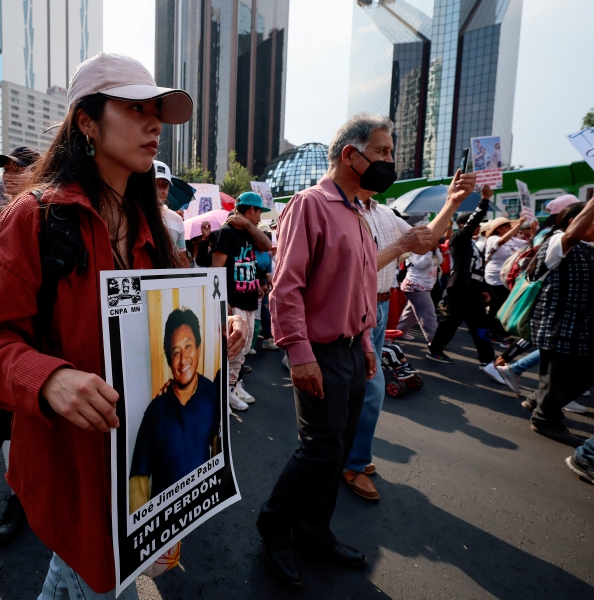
[24,93,177,269]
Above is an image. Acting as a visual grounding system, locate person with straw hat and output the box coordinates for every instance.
[484,215,526,345]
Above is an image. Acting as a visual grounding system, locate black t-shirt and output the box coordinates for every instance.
[211,224,260,311]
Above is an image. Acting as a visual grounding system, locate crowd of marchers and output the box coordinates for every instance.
[0,51,592,598]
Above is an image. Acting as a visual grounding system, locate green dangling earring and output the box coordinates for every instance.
[86,134,96,157]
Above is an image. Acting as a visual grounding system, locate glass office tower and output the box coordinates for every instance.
[155,0,289,181]
[348,0,522,180]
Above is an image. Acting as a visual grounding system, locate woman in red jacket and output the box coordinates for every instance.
[0,53,245,599]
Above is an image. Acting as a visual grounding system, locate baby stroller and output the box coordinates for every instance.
[381,343,423,397]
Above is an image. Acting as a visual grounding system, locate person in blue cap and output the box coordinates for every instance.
[211,192,272,410]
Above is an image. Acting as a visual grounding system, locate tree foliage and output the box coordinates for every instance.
[176,160,212,184]
[582,108,594,129]
[218,151,257,197]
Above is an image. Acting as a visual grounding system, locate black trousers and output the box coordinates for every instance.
[429,286,495,364]
[531,350,594,429]
[486,283,510,341]
[258,340,366,544]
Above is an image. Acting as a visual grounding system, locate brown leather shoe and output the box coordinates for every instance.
[343,470,379,500]
[364,463,376,476]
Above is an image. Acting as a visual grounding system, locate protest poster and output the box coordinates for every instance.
[184,184,222,219]
[250,181,274,210]
[471,135,503,189]
[101,268,240,596]
[515,179,535,221]
[567,128,594,171]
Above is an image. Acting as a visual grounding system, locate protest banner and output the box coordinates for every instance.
[515,179,535,221]
[101,268,240,596]
[250,181,274,210]
[567,128,594,172]
[184,184,222,219]
[250,182,279,220]
[471,135,503,189]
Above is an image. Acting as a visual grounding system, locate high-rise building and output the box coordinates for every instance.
[0,1,103,154]
[155,0,290,181]
[348,0,522,180]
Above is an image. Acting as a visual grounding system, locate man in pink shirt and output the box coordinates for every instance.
[256,114,399,587]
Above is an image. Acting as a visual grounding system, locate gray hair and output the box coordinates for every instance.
[328,113,395,166]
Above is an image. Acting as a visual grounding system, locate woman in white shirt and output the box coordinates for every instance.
[484,216,526,342]
[397,246,443,343]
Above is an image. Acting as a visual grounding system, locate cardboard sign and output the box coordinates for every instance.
[515,179,535,221]
[184,184,222,219]
[471,135,503,189]
[250,181,274,211]
[567,128,594,171]
[101,268,240,596]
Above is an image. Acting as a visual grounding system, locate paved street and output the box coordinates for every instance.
[0,327,593,599]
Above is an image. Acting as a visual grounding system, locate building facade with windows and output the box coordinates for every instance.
[155,0,290,182]
[348,0,522,180]
[0,0,102,154]
[261,142,329,198]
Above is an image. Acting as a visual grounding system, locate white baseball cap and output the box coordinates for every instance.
[153,160,172,183]
[68,52,193,125]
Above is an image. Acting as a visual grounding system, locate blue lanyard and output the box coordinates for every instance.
[334,182,362,211]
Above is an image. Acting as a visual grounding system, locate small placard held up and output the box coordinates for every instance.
[567,128,594,171]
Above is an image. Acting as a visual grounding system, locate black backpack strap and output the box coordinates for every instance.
[34,190,86,346]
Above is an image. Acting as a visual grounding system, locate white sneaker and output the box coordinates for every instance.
[235,380,255,404]
[248,348,257,355]
[496,364,521,393]
[481,361,506,385]
[229,387,248,411]
[282,353,290,370]
[583,390,591,397]
[262,339,280,350]
[563,401,588,414]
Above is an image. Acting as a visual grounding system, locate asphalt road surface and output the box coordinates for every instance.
[0,326,593,599]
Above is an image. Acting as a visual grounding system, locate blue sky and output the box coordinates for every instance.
[104,0,594,170]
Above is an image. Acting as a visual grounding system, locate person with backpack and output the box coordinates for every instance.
[427,186,497,368]
[522,199,594,446]
[483,216,526,344]
[0,52,246,599]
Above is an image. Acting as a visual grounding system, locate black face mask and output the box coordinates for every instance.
[351,148,397,193]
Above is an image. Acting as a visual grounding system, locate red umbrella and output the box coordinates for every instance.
[220,192,235,211]
[184,209,230,240]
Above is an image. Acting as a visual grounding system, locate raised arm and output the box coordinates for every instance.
[562,195,594,253]
[427,170,478,246]
[496,216,527,247]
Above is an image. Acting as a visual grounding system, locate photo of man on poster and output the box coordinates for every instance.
[129,308,221,514]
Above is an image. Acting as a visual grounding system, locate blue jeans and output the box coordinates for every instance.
[510,349,540,375]
[344,300,389,473]
[576,435,594,465]
[38,554,139,600]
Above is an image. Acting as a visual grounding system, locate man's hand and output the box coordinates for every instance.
[226,212,249,230]
[41,368,120,432]
[364,352,377,380]
[482,184,494,199]
[400,225,432,255]
[482,292,491,303]
[201,221,212,240]
[291,362,324,398]
[447,169,477,206]
[227,315,248,360]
